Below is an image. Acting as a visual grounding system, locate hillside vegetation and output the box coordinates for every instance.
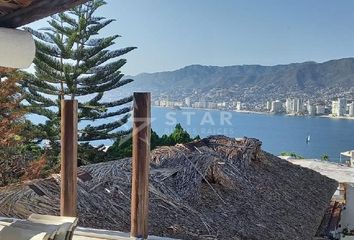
[123,58,354,103]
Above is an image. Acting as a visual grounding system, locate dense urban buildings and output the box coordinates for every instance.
[332,98,347,117]
[285,98,304,114]
[153,96,354,119]
[316,105,326,115]
[270,100,283,113]
[349,102,354,117]
[185,97,191,107]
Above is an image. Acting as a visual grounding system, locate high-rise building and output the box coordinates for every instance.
[295,98,303,113]
[307,104,316,116]
[349,102,354,117]
[332,101,338,116]
[316,105,325,115]
[185,97,191,107]
[338,98,347,116]
[332,98,347,116]
[285,98,292,113]
[193,102,203,108]
[285,98,303,114]
[236,101,242,111]
[306,100,311,114]
[270,100,282,113]
[266,101,271,110]
[200,97,207,108]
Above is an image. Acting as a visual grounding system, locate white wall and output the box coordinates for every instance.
[339,183,354,238]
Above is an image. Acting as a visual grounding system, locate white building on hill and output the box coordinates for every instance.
[316,105,325,115]
[270,100,282,113]
[285,98,304,114]
[349,102,354,117]
[332,98,347,116]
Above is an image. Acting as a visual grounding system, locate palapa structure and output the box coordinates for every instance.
[0,0,88,27]
[0,136,338,240]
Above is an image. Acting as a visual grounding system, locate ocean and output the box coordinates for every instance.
[151,107,354,162]
[29,106,354,162]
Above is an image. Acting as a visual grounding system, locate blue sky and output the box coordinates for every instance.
[28,0,354,75]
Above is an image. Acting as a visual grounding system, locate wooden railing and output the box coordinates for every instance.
[60,92,151,239]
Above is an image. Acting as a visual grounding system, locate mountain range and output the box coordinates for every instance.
[122,58,354,105]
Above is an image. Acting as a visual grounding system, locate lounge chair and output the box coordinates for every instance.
[28,214,78,240]
[0,225,51,240]
[0,214,78,240]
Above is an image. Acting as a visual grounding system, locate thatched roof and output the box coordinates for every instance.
[0,136,337,240]
[0,0,88,28]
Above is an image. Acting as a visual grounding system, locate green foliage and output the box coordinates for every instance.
[151,130,161,150]
[44,141,61,169]
[321,154,329,161]
[22,0,136,143]
[169,123,192,145]
[280,151,304,159]
[107,124,199,160]
[78,143,108,165]
[0,142,45,187]
[107,135,133,160]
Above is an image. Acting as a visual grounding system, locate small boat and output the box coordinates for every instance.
[306,135,311,144]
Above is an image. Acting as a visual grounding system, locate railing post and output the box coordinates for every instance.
[131,92,151,239]
[60,99,78,217]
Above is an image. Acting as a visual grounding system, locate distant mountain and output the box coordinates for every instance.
[120,58,354,104]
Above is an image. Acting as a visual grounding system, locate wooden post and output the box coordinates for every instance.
[131,92,151,239]
[60,100,78,217]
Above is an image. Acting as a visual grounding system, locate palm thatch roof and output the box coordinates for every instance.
[0,136,337,240]
[0,0,88,28]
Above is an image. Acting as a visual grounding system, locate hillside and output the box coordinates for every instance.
[123,58,354,105]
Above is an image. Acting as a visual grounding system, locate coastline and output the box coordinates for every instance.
[320,115,354,120]
[232,109,271,115]
[153,105,354,120]
[153,105,271,115]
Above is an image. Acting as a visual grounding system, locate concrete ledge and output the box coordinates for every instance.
[74,227,180,240]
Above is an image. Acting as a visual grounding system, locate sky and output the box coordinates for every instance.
[28,0,354,75]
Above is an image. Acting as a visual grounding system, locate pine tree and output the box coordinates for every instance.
[23,0,136,143]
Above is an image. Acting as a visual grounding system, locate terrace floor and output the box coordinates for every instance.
[73,227,179,240]
[284,158,354,183]
[0,218,179,240]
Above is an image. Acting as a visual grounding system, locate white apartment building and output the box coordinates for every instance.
[217,102,227,108]
[308,104,316,116]
[270,100,282,113]
[296,98,304,113]
[349,102,354,117]
[339,98,347,116]
[285,98,292,113]
[266,101,271,110]
[316,105,325,115]
[184,97,191,107]
[236,101,242,111]
[193,102,204,108]
[332,98,347,116]
[285,98,304,114]
[208,102,217,109]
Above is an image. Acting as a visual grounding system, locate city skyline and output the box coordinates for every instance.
[154,96,354,118]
